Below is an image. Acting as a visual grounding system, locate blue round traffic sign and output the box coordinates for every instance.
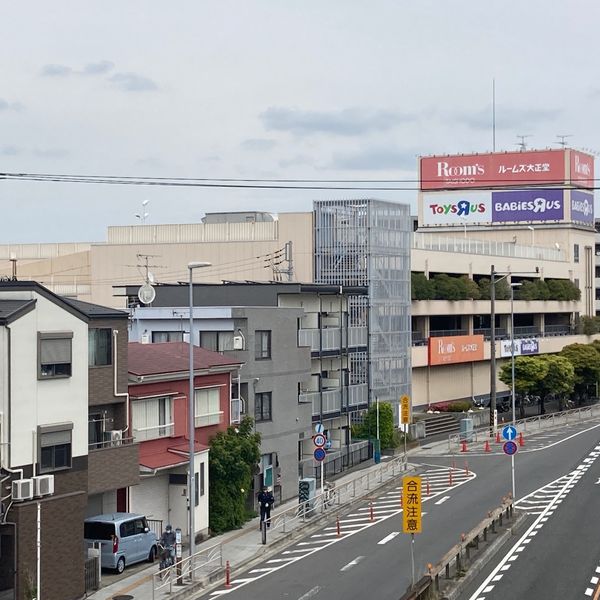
[313,447,326,462]
[502,425,517,441]
[503,441,518,456]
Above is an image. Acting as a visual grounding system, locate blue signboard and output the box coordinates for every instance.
[503,441,518,456]
[502,425,517,441]
[313,447,326,462]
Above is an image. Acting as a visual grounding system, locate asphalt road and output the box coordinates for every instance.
[201,420,600,600]
[458,431,600,599]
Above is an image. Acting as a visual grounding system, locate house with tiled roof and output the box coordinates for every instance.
[127,341,242,541]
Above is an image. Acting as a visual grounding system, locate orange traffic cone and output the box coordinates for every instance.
[518,432,525,447]
[484,440,491,452]
[495,431,501,443]
[461,440,468,452]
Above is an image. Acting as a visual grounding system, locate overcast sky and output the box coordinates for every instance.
[1,1,599,242]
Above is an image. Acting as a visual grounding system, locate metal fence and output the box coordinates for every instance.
[311,442,372,479]
[84,556,100,593]
[147,518,163,539]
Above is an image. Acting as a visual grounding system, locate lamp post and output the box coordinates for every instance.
[527,225,534,247]
[188,261,211,568]
[510,282,522,501]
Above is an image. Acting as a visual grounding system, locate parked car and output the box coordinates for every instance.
[84,512,158,573]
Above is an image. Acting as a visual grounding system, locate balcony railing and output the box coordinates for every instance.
[429,329,468,338]
[230,398,241,424]
[298,327,367,352]
[302,384,368,416]
[195,411,223,428]
[133,423,174,442]
[348,383,368,407]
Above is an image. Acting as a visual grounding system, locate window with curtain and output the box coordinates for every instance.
[255,330,271,360]
[194,387,223,427]
[89,328,112,366]
[38,332,73,378]
[199,331,234,352]
[152,331,184,343]
[255,392,272,422]
[131,396,173,441]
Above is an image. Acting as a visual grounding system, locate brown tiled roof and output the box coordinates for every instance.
[128,341,241,376]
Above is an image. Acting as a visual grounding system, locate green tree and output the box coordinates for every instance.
[578,316,599,336]
[461,275,481,300]
[209,416,261,534]
[479,277,510,300]
[536,355,575,413]
[560,343,600,402]
[411,272,436,300]
[362,401,395,449]
[499,355,546,417]
[433,274,467,300]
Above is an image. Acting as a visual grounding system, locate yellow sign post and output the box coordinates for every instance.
[402,475,422,590]
[402,476,422,534]
[400,395,411,425]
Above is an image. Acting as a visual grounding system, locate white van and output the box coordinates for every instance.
[84,512,158,573]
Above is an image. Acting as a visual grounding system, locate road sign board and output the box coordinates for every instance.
[502,425,517,441]
[402,476,422,534]
[400,395,411,425]
[503,441,518,456]
[313,434,326,448]
[315,423,325,434]
[313,447,326,462]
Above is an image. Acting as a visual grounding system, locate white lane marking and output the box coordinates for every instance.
[467,468,580,600]
[283,549,315,555]
[266,558,295,563]
[591,576,599,584]
[340,556,365,572]
[298,586,322,600]
[492,575,503,582]
[585,589,593,597]
[230,578,255,584]
[249,568,276,573]
[435,496,451,505]
[378,531,400,545]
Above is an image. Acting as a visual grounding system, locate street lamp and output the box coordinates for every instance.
[509,282,522,501]
[188,261,211,568]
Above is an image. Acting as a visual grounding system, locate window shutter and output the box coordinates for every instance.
[41,338,72,365]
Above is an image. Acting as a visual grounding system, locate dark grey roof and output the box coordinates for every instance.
[0,299,36,324]
[62,298,129,319]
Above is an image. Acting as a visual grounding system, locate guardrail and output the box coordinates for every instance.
[398,497,515,600]
[152,542,223,599]
[448,403,600,451]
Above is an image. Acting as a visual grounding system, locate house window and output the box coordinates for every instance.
[199,331,234,352]
[255,330,271,360]
[152,331,184,343]
[38,332,73,379]
[131,396,173,441]
[200,462,205,497]
[255,392,272,422]
[574,244,580,263]
[194,387,223,427]
[38,423,73,473]
[89,328,112,366]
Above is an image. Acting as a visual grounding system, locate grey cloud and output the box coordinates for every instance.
[454,106,562,130]
[0,98,24,111]
[278,155,315,169]
[41,64,72,77]
[33,148,69,159]
[0,145,20,156]
[241,138,277,151]
[260,107,414,136]
[108,72,158,92]
[82,60,114,75]
[330,147,418,171]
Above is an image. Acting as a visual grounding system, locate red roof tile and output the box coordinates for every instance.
[139,440,209,470]
[128,342,241,376]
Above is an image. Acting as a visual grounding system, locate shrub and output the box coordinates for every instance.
[447,401,472,412]
[411,272,436,300]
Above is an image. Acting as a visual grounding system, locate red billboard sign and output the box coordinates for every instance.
[428,335,485,366]
[420,150,567,190]
[569,150,595,189]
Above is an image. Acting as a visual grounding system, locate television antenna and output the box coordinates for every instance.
[516,135,531,152]
[135,199,150,224]
[555,134,573,148]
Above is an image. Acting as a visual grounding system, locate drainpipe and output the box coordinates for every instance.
[112,330,130,434]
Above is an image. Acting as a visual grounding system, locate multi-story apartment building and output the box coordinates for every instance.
[0,281,139,600]
[123,282,370,501]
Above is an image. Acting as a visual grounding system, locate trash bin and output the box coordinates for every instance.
[460,418,474,443]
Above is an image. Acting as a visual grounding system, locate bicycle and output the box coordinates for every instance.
[157,543,175,578]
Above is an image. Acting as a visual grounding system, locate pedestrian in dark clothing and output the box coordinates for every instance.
[258,486,275,528]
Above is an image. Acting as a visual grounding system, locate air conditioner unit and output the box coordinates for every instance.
[140,333,150,344]
[109,430,123,446]
[12,479,34,502]
[33,475,54,497]
[233,336,244,350]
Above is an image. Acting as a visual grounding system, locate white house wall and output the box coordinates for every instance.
[0,292,88,468]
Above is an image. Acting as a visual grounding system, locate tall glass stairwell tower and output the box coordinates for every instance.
[314,199,412,421]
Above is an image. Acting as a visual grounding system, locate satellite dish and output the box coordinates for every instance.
[138,283,156,305]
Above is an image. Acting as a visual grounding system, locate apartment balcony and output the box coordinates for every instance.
[88,437,139,495]
[298,326,367,352]
[300,383,368,417]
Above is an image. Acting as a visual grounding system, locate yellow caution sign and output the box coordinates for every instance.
[400,395,411,425]
[402,475,422,534]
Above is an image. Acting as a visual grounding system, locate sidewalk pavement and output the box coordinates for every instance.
[91,446,438,600]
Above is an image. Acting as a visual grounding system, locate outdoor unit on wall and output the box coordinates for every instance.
[12,479,34,501]
[33,475,54,497]
[109,430,123,446]
[233,335,244,350]
[140,332,150,344]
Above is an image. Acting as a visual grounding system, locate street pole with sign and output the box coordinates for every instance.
[400,395,410,470]
[402,475,422,589]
